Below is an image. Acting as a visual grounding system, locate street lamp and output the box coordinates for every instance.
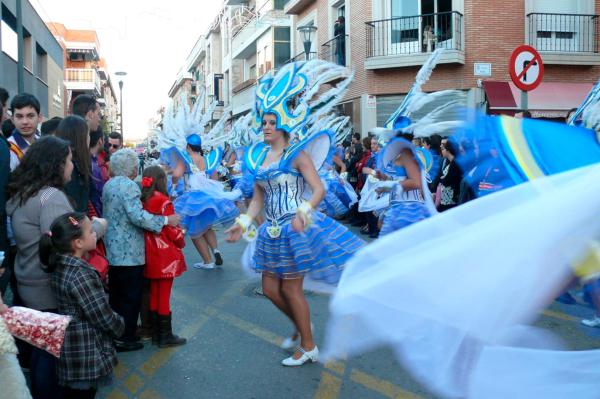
[115,71,127,139]
[297,24,317,61]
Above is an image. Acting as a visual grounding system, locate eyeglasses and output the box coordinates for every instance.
[109,144,121,149]
[262,120,277,126]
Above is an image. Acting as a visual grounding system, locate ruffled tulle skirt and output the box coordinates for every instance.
[379,201,431,236]
[319,190,348,218]
[324,174,358,209]
[231,173,254,199]
[253,212,365,284]
[174,191,240,237]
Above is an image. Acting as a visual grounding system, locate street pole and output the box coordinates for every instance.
[119,80,123,139]
[521,90,528,114]
[16,0,24,93]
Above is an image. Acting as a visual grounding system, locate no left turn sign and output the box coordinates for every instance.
[509,45,544,91]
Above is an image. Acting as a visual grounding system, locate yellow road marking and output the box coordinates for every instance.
[123,372,145,394]
[324,361,346,376]
[139,389,163,399]
[105,390,129,399]
[542,309,576,322]
[314,371,343,399]
[350,369,422,399]
[209,305,283,346]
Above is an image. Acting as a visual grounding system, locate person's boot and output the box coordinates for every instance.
[158,313,186,348]
[151,312,160,345]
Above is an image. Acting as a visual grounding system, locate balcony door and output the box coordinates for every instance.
[388,0,453,54]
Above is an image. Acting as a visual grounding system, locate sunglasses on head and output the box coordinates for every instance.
[262,120,277,126]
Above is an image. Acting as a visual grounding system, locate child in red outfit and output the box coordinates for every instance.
[141,166,187,348]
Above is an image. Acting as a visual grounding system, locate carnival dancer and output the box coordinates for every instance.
[317,116,358,219]
[226,60,364,367]
[157,93,240,270]
[371,135,437,235]
[323,108,600,398]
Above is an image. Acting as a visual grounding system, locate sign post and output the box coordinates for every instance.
[509,45,544,113]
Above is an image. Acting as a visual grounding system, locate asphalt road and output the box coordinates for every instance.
[98,227,600,399]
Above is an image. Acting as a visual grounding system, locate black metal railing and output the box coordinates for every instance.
[527,13,599,53]
[321,35,348,65]
[286,51,317,63]
[365,11,463,58]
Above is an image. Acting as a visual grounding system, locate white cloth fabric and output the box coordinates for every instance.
[324,163,600,398]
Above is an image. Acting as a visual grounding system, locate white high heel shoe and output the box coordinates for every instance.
[281,346,319,367]
[280,323,314,351]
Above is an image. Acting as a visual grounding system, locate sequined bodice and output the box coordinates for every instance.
[257,170,305,222]
[391,176,424,203]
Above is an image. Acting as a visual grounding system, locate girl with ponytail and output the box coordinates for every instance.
[40,212,124,398]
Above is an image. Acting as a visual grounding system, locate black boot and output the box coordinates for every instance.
[158,313,186,348]
[151,312,160,345]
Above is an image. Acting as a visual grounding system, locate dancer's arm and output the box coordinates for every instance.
[398,149,422,192]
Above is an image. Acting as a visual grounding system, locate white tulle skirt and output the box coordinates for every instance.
[323,163,600,398]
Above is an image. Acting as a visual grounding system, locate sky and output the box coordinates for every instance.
[32,0,224,141]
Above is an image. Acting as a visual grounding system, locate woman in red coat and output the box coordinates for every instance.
[141,166,187,348]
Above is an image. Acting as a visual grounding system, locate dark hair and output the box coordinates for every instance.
[72,94,98,118]
[10,93,41,114]
[39,212,87,272]
[429,134,442,154]
[444,139,458,157]
[2,119,15,138]
[186,143,204,155]
[41,117,62,136]
[56,116,91,183]
[352,132,361,141]
[89,127,104,148]
[7,136,71,205]
[108,131,122,142]
[0,87,8,106]
[362,136,371,150]
[141,166,168,202]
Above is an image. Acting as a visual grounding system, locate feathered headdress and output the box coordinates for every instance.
[376,49,466,142]
[254,60,353,140]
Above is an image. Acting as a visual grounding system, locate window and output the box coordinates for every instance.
[1,20,18,61]
[36,43,48,82]
[530,0,593,52]
[273,27,290,69]
[249,64,257,79]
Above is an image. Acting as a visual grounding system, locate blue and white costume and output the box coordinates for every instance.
[156,92,241,238]
[375,138,436,236]
[246,140,364,282]
[243,59,364,284]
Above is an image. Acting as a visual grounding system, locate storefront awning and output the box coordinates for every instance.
[483,81,593,118]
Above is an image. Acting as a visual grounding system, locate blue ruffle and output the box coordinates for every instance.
[319,190,348,218]
[174,191,239,237]
[323,174,354,208]
[253,212,365,283]
[160,147,193,173]
[232,171,255,199]
[379,201,431,236]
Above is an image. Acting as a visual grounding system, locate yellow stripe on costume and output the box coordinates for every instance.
[500,116,545,181]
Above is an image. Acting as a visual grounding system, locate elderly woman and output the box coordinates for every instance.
[102,149,180,352]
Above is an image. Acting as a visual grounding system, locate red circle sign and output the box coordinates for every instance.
[509,45,544,91]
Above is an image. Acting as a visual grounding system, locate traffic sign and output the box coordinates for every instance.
[509,45,544,92]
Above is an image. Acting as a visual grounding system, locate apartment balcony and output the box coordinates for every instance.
[231,0,290,60]
[321,35,348,66]
[284,0,315,15]
[64,68,102,95]
[231,79,257,116]
[365,11,464,70]
[527,13,600,65]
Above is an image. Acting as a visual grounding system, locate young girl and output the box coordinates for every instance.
[40,212,124,399]
[141,166,186,347]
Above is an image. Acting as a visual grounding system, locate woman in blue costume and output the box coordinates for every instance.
[226,60,364,367]
[165,134,240,269]
[373,134,436,236]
